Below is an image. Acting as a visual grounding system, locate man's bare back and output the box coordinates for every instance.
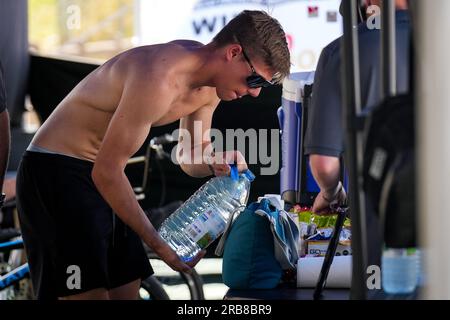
[31,41,219,162]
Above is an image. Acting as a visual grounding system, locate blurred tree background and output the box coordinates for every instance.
[29,0,135,60]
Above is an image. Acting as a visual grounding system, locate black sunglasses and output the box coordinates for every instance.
[240,46,274,89]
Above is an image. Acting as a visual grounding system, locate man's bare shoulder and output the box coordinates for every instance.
[111,42,201,84]
[168,39,204,48]
[116,41,203,64]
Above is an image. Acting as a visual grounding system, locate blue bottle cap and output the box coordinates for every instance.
[243,169,255,182]
[230,164,239,181]
[230,165,255,182]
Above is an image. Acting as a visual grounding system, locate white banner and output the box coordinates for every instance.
[135,0,342,72]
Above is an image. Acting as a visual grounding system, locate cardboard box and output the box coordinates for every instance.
[306,240,352,257]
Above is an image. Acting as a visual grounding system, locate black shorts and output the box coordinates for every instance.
[16,151,153,299]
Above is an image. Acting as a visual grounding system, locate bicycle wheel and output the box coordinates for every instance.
[179,269,205,300]
[139,276,170,300]
[147,255,205,300]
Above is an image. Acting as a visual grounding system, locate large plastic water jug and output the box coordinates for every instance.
[158,166,255,262]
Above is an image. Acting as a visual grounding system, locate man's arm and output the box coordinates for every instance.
[0,110,10,194]
[92,75,202,273]
[303,42,345,214]
[310,154,340,192]
[177,100,247,178]
[177,103,218,178]
[310,154,345,214]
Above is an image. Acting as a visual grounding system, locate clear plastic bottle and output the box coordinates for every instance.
[382,247,419,294]
[158,166,255,262]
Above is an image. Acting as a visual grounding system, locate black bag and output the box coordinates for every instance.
[362,94,416,248]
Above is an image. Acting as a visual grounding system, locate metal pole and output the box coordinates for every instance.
[381,0,397,98]
[296,85,312,205]
[341,0,368,300]
[133,0,142,45]
[416,0,450,300]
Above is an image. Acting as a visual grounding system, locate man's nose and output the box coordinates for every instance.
[247,87,262,97]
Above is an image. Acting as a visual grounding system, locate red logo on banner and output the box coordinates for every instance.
[308,6,319,18]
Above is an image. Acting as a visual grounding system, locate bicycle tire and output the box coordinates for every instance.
[146,251,205,300]
[179,269,205,300]
[140,276,170,300]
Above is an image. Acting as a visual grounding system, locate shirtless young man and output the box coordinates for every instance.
[16,10,291,300]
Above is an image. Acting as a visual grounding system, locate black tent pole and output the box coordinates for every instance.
[381,0,397,98]
[341,0,368,300]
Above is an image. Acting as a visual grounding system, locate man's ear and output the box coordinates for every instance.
[226,44,242,61]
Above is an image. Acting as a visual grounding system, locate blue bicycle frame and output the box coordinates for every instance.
[0,263,30,290]
[0,238,30,290]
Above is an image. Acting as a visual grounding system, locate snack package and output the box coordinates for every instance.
[289,205,352,257]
